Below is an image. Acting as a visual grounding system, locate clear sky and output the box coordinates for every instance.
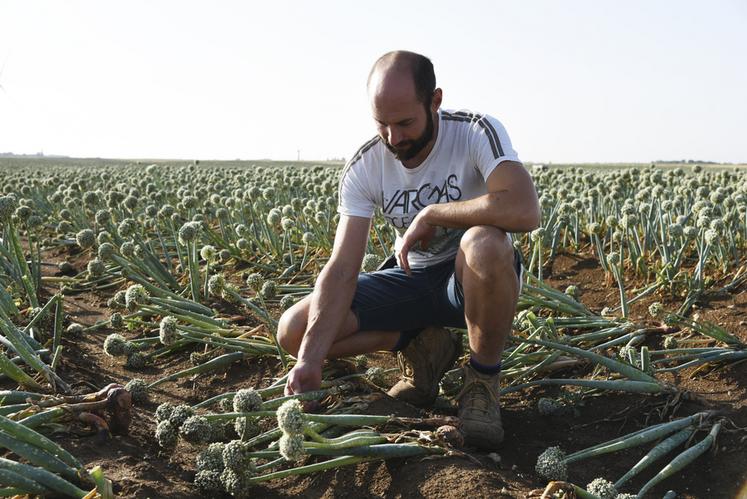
[1,1,745,163]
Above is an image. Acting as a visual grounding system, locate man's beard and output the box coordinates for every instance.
[383,103,435,162]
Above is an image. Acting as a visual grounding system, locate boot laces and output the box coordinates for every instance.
[458,378,498,416]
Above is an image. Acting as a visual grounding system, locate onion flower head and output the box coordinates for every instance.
[276,399,304,435]
[535,446,568,481]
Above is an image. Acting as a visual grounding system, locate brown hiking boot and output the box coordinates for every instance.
[387,327,462,408]
[457,364,504,449]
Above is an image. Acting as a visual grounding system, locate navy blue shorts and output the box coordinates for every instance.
[350,249,523,350]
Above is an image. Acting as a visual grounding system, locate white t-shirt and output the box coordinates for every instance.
[338,108,521,268]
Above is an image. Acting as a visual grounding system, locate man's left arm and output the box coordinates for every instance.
[396,161,540,273]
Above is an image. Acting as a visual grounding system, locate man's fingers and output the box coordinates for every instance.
[285,372,299,395]
[398,245,411,275]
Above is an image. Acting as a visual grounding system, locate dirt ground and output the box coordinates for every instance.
[4,248,747,499]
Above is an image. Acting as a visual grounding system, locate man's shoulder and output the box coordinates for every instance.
[441,108,508,158]
[441,108,498,125]
[344,135,383,170]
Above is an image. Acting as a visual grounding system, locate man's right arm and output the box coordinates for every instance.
[284,214,371,395]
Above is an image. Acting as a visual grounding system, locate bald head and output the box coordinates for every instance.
[367,51,436,105]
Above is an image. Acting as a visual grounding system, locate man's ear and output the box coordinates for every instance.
[432,88,443,112]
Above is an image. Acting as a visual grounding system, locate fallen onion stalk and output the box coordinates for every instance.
[635,422,721,498]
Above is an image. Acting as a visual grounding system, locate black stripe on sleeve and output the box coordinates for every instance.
[338,135,381,205]
[347,135,381,168]
[442,112,502,159]
[479,117,504,157]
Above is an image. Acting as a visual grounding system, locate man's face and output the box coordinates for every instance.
[369,73,436,162]
[378,100,434,161]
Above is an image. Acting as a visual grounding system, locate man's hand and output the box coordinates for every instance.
[285,360,322,396]
[396,207,437,275]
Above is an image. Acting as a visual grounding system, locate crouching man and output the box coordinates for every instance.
[277,50,540,449]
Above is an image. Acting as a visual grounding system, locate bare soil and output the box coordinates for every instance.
[4,248,747,499]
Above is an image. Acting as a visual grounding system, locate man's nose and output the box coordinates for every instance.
[388,127,403,146]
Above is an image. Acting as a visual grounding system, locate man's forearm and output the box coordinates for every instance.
[421,190,540,233]
[296,262,358,365]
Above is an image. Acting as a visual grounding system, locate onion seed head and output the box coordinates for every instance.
[220,468,254,498]
[0,195,17,222]
[279,433,306,462]
[704,228,718,245]
[169,404,195,428]
[76,229,96,249]
[97,231,112,245]
[207,274,225,297]
[530,227,546,242]
[537,397,566,417]
[222,440,257,472]
[279,294,296,311]
[585,478,618,499]
[159,316,179,346]
[194,470,223,493]
[280,217,295,231]
[200,244,217,261]
[125,351,147,370]
[14,205,32,222]
[667,223,683,238]
[535,446,568,481]
[156,420,178,449]
[178,221,199,243]
[125,284,149,311]
[117,218,137,238]
[180,415,213,444]
[245,273,263,291]
[266,208,281,227]
[87,258,105,277]
[120,241,136,258]
[124,378,149,404]
[109,312,123,328]
[103,333,128,357]
[66,322,84,335]
[98,242,116,260]
[606,251,621,266]
[218,249,231,263]
[236,238,249,250]
[95,209,111,225]
[648,302,664,319]
[155,402,176,423]
[196,442,226,472]
[276,399,304,435]
[159,204,175,217]
[232,388,263,413]
[259,280,277,300]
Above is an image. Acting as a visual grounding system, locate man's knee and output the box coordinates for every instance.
[277,299,308,356]
[460,226,513,270]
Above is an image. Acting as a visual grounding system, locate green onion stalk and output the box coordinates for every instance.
[535,412,710,481]
[613,426,694,490]
[0,311,70,394]
[635,422,721,498]
[0,196,39,308]
[0,415,113,497]
[606,250,628,318]
[207,274,286,367]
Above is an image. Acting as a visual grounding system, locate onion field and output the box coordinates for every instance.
[0,157,745,498]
